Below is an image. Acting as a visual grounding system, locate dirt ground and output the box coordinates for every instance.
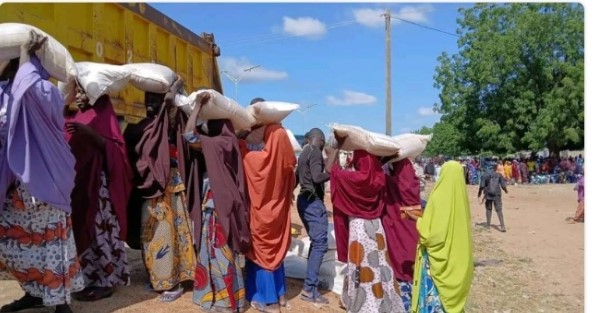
[0,182,583,313]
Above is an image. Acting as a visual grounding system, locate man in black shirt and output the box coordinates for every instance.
[296,128,336,305]
[478,166,509,232]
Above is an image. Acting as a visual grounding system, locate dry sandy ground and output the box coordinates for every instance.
[0,183,583,313]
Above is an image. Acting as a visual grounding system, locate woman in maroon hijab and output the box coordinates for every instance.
[382,158,421,312]
[329,134,403,313]
[64,82,133,301]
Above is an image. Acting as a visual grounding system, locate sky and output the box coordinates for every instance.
[151,2,473,136]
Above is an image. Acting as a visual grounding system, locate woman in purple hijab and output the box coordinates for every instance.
[0,31,85,313]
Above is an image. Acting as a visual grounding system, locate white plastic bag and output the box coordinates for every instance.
[0,23,76,82]
[330,124,400,156]
[389,133,433,162]
[176,89,253,130]
[73,62,131,105]
[248,101,299,125]
[124,63,178,93]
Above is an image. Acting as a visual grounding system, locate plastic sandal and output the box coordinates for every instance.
[158,286,184,303]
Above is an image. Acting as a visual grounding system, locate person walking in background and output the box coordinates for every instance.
[408,161,474,313]
[0,31,84,313]
[567,172,585,224]
[520,160,529,184]
[511,160,520,185]
[478,164,509,232]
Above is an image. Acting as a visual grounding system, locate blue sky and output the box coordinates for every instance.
[152,2,472,136]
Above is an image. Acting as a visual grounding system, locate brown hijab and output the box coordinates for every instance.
[198,119,251,254]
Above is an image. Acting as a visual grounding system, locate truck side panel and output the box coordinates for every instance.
[0,2,222,123]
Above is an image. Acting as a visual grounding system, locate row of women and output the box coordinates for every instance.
[324,135,474,313]
[0,33,295,313]
[0,34,474,313]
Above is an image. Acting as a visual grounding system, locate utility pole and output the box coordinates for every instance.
[384,8,392,136]
[221,65,261,102]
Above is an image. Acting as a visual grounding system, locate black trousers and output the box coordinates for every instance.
[485,198,503,212]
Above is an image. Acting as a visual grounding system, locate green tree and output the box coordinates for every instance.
[414,121,464,157]
[433,3,584,155]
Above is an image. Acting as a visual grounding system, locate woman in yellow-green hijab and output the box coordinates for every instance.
[409,161,474,313]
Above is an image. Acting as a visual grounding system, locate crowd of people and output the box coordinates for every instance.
[417,155,584,186]
[0,33,476,313]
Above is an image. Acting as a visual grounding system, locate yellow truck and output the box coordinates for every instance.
[0,2,223,124]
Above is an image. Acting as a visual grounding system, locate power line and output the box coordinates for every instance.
[391,16,460,38]
[220,13,459,49]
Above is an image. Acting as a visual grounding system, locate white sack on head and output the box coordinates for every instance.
[248,101,299,125]
[389,133,433,163]
[74,62,131,105]
[124,63,178,93]
[329,123,400,157]
[0,23,76,82]
[175,89,253,130]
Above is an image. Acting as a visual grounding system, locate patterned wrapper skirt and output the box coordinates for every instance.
[78,172,130,288]
[416,249,445,313]
[0,182,85,306]
[193,205,245,311]
[141,168,196,291]
[341,217,403,313]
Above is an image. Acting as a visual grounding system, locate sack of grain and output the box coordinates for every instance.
[330,124,400,156]
[247,101,299,125]
[70,62,131,105]
[124,63,178,93]
[175,89,253,130]
[389,133,433,163]
[0,23,76,82]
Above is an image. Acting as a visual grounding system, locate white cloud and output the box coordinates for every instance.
[326,90,378,106]
[282,16,327,38]
[219,57,288,83]
[352,8,386,28]
[397,4,433,23]
[353,4,434,28]
[417,106,438,116]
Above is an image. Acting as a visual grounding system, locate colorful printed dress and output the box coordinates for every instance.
[416,249,445,313]
[341,218,403,313]
[193,178,245,311]
[78,171,130,288]
[141,144,196,291]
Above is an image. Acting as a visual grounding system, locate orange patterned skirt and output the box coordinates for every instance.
[0,182,85,306]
